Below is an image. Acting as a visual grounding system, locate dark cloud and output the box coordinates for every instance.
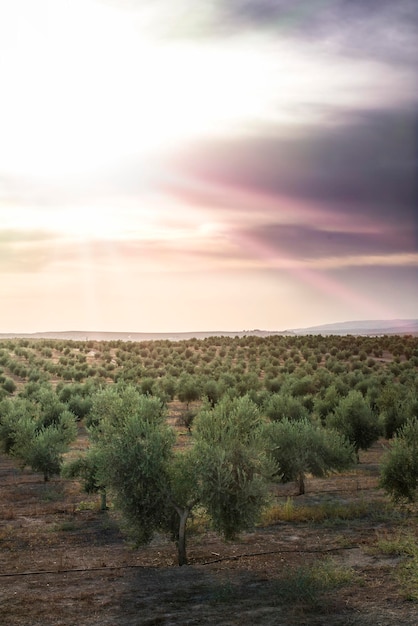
[215,0,418,66]
[221,2,417,33]
[103,0,418,66]
[174,108,418,234]
[326,264,418,310]
[236,222,415,262]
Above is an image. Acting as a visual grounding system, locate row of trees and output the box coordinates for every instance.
[1,333,416,394]
[0,387,77,481]
[0,334,417,566]
[0,373,416,484]
[3,373,412,471]
[62,386,356,565]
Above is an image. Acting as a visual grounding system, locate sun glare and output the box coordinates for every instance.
[0,0,274,181]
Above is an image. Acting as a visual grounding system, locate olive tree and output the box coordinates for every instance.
[177,374,201,408]
[0,395,77,481]
[327,390,380,459]
[262,393,309,423]
[262,418,355,495]
[193,395,273,540]
[88,387,175,544]
[86,387,198,564]
[62,449,108,510]
[0,398,34,453]
[377,386,418,439]
[13,420,75,481]
[86,388,272,565]
[380,417,418,502]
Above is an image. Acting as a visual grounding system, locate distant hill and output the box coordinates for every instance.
[1,320,417,341]
[291,319,418,336]
[0,329,290,342]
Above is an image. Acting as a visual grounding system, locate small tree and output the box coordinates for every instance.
[262,393,308,423]
[87,388,272,565]
[327,390,380,459]
[167,448,200,565]
[313,384,341,425]
[193,395,273,539]
[91,389,174,545]
[378,387,418,439]
[2,377,16,394]
[0,398,35,453]
[262,418,355,495]
[62,449,108,510]
[15,424,71,481]
[202,379,221,407]
[0,396,77,481]
[380,417,418,502]
[177,375,201,408]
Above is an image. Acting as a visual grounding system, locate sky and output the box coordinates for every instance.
[0,0,417,333]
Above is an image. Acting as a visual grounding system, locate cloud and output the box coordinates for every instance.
[0,229,57,245]
[218,0,418,57]
[0,229,58,273]
[173,108,418,229]
[101,0,418,68]
[235,223,416,262]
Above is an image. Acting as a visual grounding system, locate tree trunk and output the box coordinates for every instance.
[100,490,107,511]
[298,472,305,495]
[175,506,190,566]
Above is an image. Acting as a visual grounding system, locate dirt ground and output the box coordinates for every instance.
[1,442,418,626]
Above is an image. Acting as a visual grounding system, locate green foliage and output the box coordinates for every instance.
[0,397,34,453]
[2,378,16,394]
[178,408,197,433]
[67,394,93,419]
[2,333,417,564]
[169,448,200,511]
[313,384,341,424]
[87,383,165,431]
[262,393,309,422]
[380,418,418,502]
[90,386,175,543]
[0,392,77,480]
[19,384,75,428]
[140,377,155,395]
[62,449,103,495]
[378,385,418,438]
[156,376,177,401]
[202,379,221,407]
[327,390,380,455]
[177,374,201,406]
[15,424,71,481]
[289,375,317,397]
[193,396,272,539]
[85,389,277,562]
[262,418,354,494]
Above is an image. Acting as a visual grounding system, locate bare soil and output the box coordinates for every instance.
[1,442,418,626]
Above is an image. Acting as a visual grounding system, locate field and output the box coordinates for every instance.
[2,443,418,625]
[1,334,418,624]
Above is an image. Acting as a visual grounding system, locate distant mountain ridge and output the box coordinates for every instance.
[0,319,417,341]
[0,329,289,342]
[291,319,418,336]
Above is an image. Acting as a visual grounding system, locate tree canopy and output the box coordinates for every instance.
[262,418,354,494]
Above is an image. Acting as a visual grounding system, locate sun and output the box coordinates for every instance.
[0,0,274,181]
